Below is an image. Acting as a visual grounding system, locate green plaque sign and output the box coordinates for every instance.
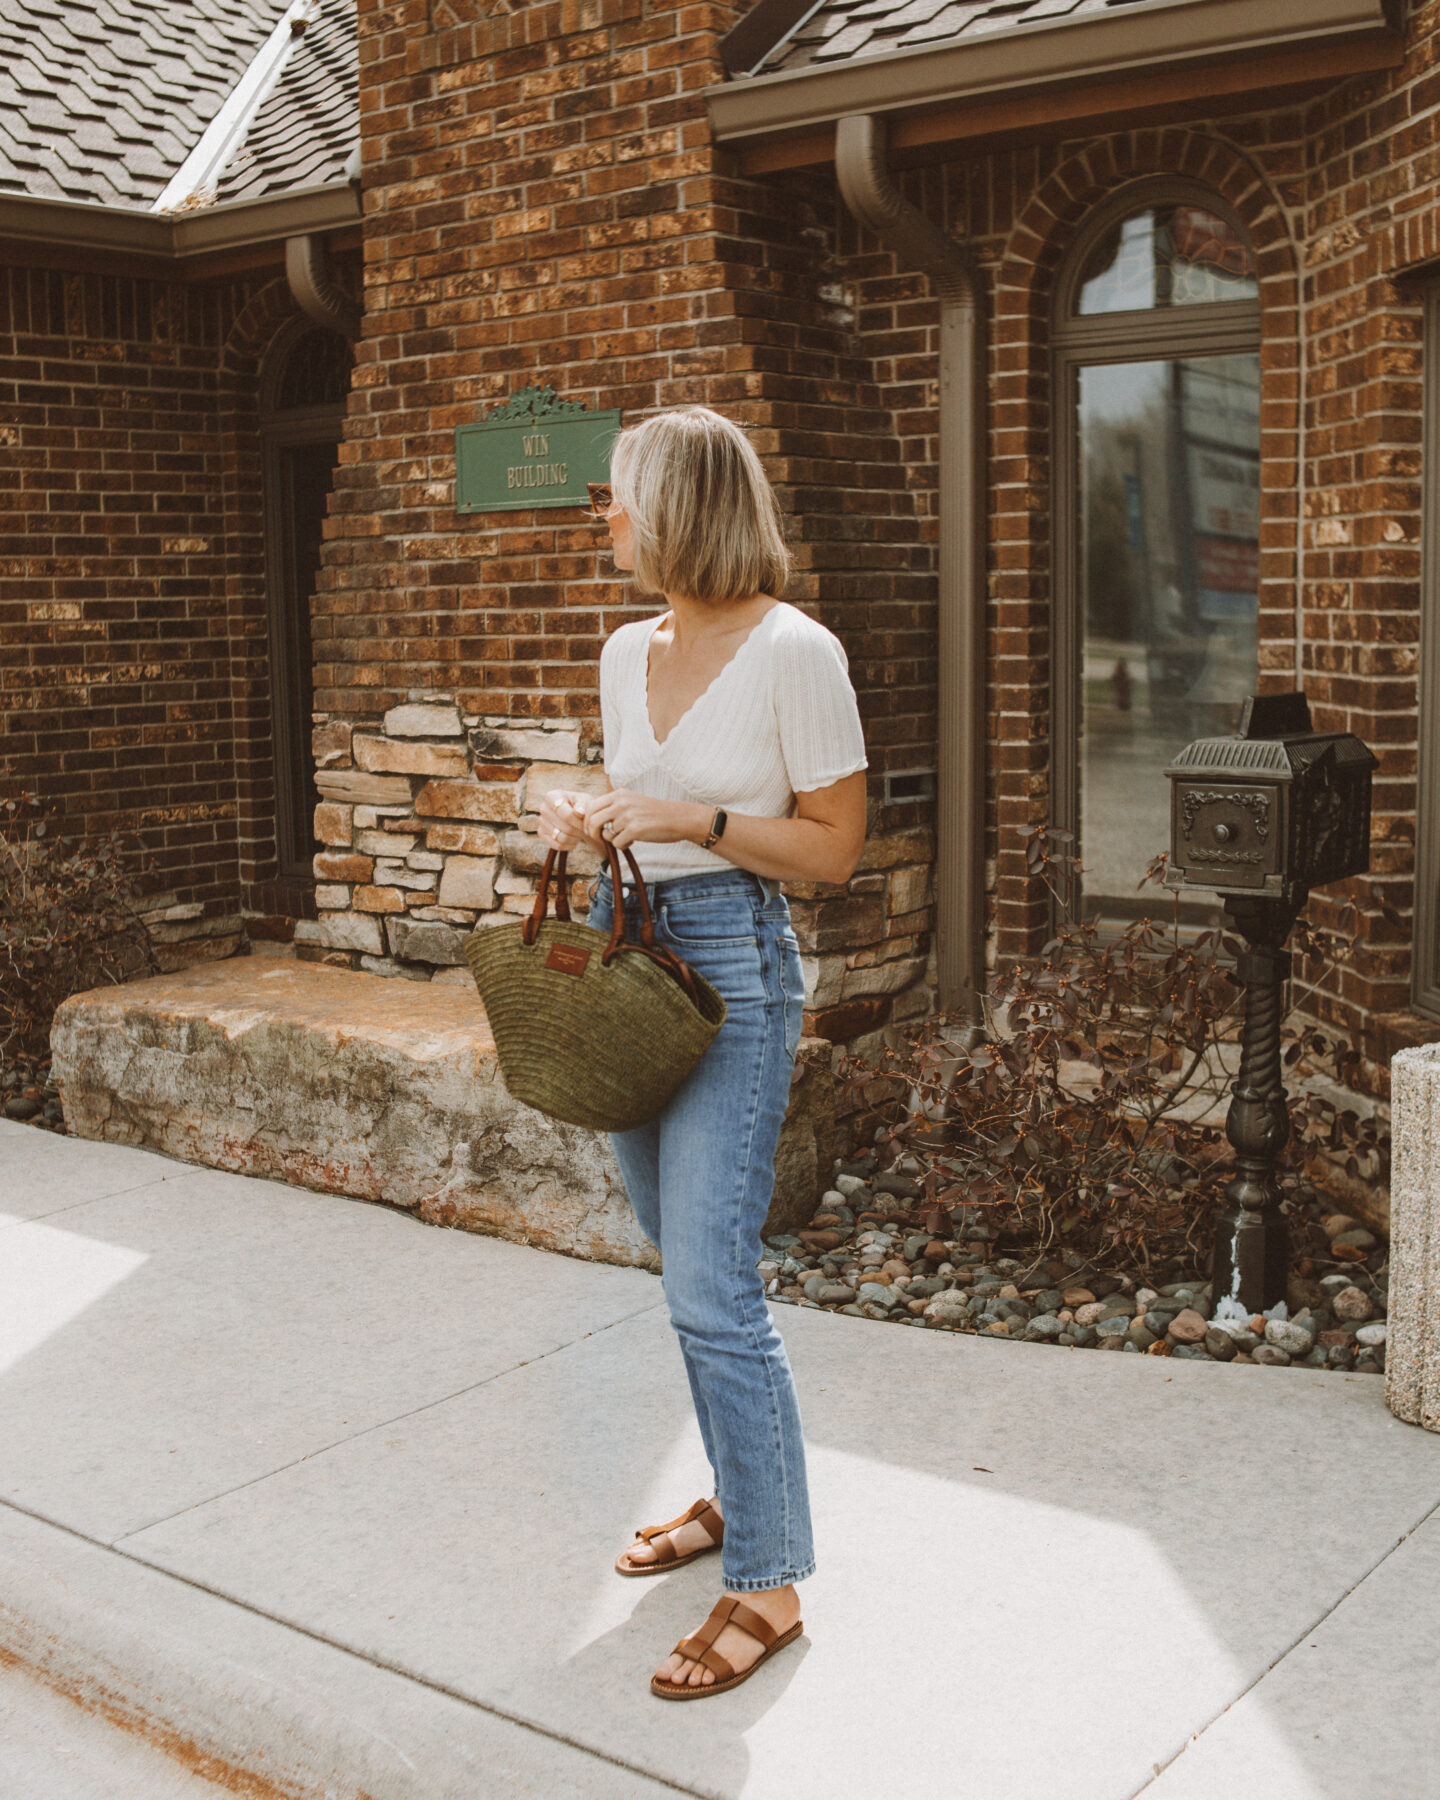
[455,385,621,513]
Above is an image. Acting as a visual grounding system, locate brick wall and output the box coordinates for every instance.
[309,0,1440,1077]
[1290,0,1440,1070]
[14,1,1439,1081]
[756,3,1440,1087]
[0,258,326,967]
[309,0,942,1038]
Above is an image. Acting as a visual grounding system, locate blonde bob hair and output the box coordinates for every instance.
[609,407,789,604]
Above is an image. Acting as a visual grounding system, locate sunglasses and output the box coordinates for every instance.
[586,482,615,518]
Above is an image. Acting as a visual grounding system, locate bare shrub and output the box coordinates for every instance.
[0,793,159,1072]
[840,827,1389,1273]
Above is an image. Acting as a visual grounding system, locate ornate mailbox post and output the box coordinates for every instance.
[1164,693,1377,1310]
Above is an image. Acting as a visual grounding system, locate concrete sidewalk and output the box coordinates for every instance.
[1,1119,1437,1800]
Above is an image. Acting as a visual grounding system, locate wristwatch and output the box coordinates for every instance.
[701,808,728,850]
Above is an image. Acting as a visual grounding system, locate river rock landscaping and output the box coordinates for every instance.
[2,1054,64,1127]
[763,1152,1389,1376]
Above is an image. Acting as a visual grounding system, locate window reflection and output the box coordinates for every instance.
[1077,206,1257,315]
[1078,354,1260,914]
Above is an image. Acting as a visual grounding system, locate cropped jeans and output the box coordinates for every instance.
[587,865,815,1593]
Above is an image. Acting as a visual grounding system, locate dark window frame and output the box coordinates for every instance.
[1415,285,1440,1019]
[259,318,349,881]
[1051,178,1262,923]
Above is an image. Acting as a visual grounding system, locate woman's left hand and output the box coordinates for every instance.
[583,788,704,850]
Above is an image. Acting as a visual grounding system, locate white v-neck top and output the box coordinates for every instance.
[599,601,868,883]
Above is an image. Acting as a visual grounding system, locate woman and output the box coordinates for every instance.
[537,407,867,1699]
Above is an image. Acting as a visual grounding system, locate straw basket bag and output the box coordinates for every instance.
[463,841,727,1132]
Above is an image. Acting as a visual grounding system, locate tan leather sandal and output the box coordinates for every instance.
[614,1497,723,1577]
[650,1595,803,1700]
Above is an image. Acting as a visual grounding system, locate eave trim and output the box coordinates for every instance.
[0,183,361,261]
[707,0,1395,140]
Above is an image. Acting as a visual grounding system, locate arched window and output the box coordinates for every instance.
[260,322,353,879]
[1053,182,1261,921]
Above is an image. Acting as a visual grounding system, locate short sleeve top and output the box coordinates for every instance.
[599,601,868,883]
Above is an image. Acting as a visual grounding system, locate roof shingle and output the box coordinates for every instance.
[0,0,356,214]
[212,0,356,206]
[754,0,1146,76]
[0,0,285,208]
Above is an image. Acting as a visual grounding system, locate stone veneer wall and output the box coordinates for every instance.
[300,694,937,1042]
[302,699,605,980]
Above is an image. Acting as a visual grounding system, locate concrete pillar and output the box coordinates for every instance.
[1386,1044,1440,1433]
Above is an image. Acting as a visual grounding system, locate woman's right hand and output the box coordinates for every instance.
[536,788,591,853]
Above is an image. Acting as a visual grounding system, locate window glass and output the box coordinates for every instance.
[1077,205,1257,315]
[1077,353,1260,914]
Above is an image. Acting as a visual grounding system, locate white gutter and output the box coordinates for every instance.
[153,0,317,213]
[835,113,985,1022]
[709,0,1394,140]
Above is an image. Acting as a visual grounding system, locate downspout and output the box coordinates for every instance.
[834,113,985,1024]
[285,233,361,341]
[284,143,364,341]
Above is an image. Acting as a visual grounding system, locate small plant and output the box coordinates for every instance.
[840,827,1389,1273]
[0,793,160,1075]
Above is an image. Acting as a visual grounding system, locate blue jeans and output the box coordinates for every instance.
[587,866,814,1592]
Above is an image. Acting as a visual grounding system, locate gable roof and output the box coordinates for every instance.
[0,0,356,215]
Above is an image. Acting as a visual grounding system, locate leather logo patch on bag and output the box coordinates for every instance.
[545,943,591,977]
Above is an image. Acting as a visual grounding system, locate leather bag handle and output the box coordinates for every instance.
[524,837,649,949]
[523,843,573,940]
[521,837,700,1000]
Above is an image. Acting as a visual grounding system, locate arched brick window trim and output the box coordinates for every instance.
[990,132,1298,962]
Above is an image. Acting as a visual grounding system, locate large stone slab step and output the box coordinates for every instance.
[49,958,833,1268]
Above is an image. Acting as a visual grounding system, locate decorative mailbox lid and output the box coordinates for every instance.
[1164,693,1377,902]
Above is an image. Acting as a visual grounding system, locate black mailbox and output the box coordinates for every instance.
[1160,691,1378,1313]
[1164,692,1377,907]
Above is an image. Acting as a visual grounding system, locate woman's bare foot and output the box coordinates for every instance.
[621,1498,723,1569]
[655,1584,800,1689]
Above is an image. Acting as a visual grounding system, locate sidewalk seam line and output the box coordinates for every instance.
[3,1174,186,1223]
[108,1298,668,1546]
[1127,1490,1440,1795]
